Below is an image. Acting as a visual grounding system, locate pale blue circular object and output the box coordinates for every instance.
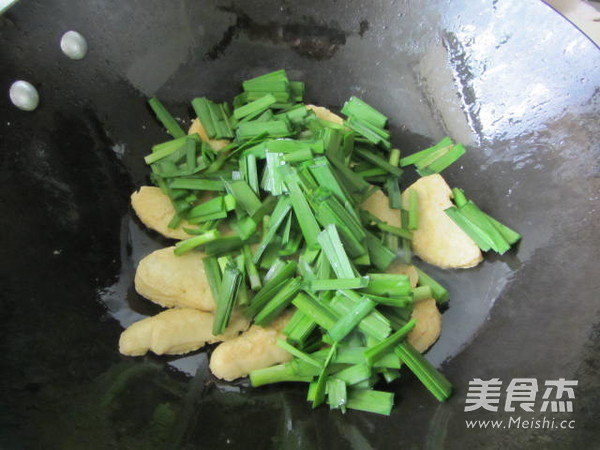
[60,30,88,60]
[9,80,39,111]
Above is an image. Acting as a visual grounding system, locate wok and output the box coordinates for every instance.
[1,0,599,448]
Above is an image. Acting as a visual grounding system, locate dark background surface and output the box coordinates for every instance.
[1,0,599,448]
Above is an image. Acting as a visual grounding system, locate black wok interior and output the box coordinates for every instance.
[1,0,599,448]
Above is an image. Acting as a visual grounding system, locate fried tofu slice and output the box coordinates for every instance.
[209,312,293,381]
[131,186,195,240]
[407,298,442,353]
[361,189,402,228]
[119,308,249,356]
[306,104,344,125]
[135,247,216,311]
[402,174,482,269]
[188,118,230,151]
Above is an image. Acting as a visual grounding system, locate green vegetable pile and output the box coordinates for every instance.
[144,69,520,415]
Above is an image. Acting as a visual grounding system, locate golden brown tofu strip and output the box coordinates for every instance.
[119,308,249,356]
[209,312,293,381]
[407,298,442,353]
[135,247,216,311]
[131,186,195,240]
[402,174,482,269]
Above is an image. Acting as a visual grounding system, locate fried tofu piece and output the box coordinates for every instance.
[131,186,195,240]
[361,189,402,228]
[407,298,442,353]
[119,308,249,356]
[135,247,216,311]
[402,174,482,269]
[305,104,344,125]
[209,312,293,381]
[188,118,230,151]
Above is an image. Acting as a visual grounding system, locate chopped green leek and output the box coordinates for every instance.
[254,278,302,327]
[203,236,250,256]
[446,191,521,252]
[233,94,277,119]
[145,140,186,165]
[326,378,347,412]
[364,273,412,297]
[355,148,402,177]
[330,293,391,342]
[148,97,185,139]
[308,158,352,205]
[253,196,292,263]
[237,121,292,140]
[202,256,222,308]
[388,148,401,167]
[213,260,242,335]
[223,179,262,216]
[414,267,448,304]
[408,189,419,230]
[460,202,510,253]
[276,339,322,369]
[395,342,452,401]
[284,309,317,346]
[341,96,388,129]
[346,389,394,415]
[333,363,371,386]
[191,97,234,139]
[250,363,313,387]
[418,144,465,175]
[188,195,229,219]
[376,222,412,240]
[364,231,396,271]
[242,70,289,92]
[444,206,493,251]
[413,285,433,301]
[292,292,338,330]
[283,148,313,162]
[169,178,225,191]
[345,117,390,148]
[400,137,452,167]
[452,187,468,207]
[307,277,369,291]
[363,319,416,367]
[245,154,259,194]
[313,347,401,369]
[281,166,321,250]
[385,176,402,209]
[364,293,412,308]
[244,261,298,319]
[242,245,261,291]
[317,225,356,279]
[328,298,376,342]
[312,342,338,408]
[173,229,220,255]
[485,213,521,245]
